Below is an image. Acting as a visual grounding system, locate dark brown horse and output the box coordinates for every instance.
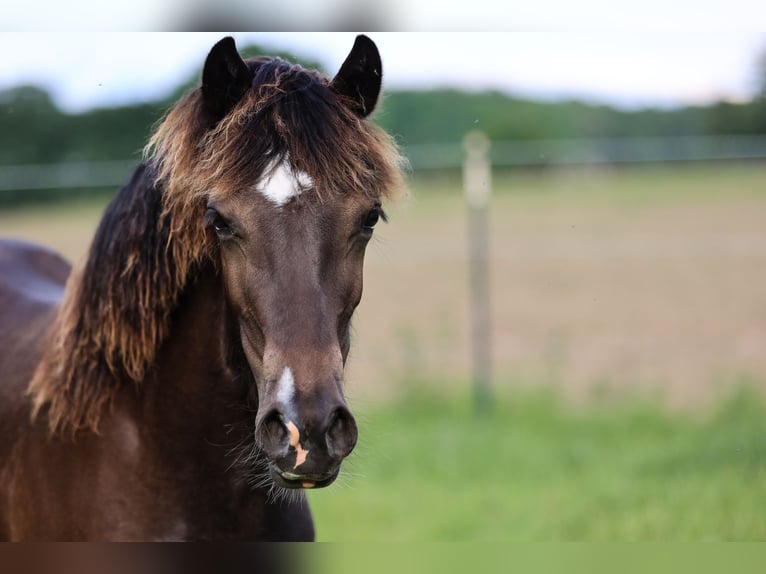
[0,35,404,541]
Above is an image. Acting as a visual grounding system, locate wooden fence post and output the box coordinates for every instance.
[463,130,493,414]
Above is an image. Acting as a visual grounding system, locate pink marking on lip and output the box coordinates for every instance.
[285,420,309,468]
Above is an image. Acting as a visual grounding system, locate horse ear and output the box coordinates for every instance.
[202,37,253,121]
[330,35,382,118]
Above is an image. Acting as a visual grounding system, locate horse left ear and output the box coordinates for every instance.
[202,36,253,122]
[330,35,382,118]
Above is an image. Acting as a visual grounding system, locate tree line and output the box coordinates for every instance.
[2,42,765,168]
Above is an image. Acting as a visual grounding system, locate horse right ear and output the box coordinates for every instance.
[202,37,253,122]
[330,35,382,118]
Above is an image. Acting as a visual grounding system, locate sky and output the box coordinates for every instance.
[1,30,765,113]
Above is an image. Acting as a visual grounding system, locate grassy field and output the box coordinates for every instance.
[356,162,766,406]
[308,385,766,540]
[2,162,765,405]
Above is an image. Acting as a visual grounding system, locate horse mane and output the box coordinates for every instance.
[28,57,406,436]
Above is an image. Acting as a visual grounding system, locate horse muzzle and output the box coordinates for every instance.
[255,402,358,489]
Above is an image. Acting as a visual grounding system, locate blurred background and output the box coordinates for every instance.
[2,31,766,540]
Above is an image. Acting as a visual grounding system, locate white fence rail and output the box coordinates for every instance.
[405,134,766,170]
[0,160,137,192]
[1,135,766,193]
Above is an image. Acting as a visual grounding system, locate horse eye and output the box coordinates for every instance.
[362,208,381,231]
[204,208,233,237]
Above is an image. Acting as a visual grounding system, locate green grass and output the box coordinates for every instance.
[308,385,766,540]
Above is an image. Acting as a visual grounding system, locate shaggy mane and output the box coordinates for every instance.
[28,57,406,435]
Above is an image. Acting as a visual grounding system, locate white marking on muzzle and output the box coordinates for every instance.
[276,366,295,410]
[276,367,309,468]
[256,158,313,206]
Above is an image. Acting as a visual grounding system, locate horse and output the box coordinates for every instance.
[0,35,404,541]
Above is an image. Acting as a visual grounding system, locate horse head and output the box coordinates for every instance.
[183,36,400,489]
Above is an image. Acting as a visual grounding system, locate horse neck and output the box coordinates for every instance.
[139,265,255,445]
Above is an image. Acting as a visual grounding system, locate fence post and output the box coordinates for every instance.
[463,130,493,414]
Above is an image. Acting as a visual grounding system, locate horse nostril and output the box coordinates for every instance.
[326,407,358,459]
[258,409,289,458]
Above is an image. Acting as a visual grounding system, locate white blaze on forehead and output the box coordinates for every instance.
[276,366,295,409]
[257,158,313,206]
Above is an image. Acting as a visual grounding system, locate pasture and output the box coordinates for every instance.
[2,161,765,539]
[309,386,766,540]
